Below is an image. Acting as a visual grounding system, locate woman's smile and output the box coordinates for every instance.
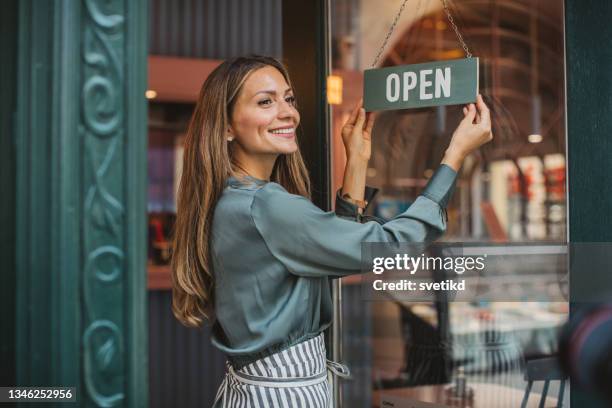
[268,125,295,138]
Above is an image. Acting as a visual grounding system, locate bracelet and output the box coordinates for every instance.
[341,193,368,213]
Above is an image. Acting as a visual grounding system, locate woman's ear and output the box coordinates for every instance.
[227,127,234,142]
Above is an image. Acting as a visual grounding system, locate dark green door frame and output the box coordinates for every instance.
[566,1,612,407]
[282,0,332,211]
[282,1,342,406]
[6,0,149,406]
[0,0,18,389]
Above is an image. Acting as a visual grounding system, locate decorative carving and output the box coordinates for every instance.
[82,12,123,138]
[84,0,124,30]
[81,0,126,406]
[86,246,124,283]
[83,320,125,408]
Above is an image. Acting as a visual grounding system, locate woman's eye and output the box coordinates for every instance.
[258,99,272,106]
[285,96,296,105]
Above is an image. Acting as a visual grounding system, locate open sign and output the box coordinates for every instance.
[364,58,479,111]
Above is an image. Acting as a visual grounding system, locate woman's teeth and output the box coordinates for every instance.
[269,128,294,134]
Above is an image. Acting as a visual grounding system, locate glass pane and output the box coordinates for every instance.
[331,1,568,406]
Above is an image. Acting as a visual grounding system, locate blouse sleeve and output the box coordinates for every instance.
[250,164,457,278]
[334,186,380,222]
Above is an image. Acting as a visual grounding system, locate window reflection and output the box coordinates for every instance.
[333,1,568,406]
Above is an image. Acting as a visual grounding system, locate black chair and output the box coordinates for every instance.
[372,300,453,389]
[521,357,568,408]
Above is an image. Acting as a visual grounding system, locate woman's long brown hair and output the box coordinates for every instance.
[171,56,311,327]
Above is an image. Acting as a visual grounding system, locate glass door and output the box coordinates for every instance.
[329,0,568,406]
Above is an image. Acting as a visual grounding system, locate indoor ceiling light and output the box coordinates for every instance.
[145,90,157,99]
[528,134,543,143]
[326,75,343,105]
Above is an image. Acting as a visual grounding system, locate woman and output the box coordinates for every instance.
[171,55,492,407]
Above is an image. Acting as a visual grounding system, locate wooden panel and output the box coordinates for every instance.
[149,290,226,407]
[148,265,173,290]
[148,56,221,103]
[149,0,282,59]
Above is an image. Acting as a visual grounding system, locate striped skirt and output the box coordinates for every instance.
[213,333,350,407]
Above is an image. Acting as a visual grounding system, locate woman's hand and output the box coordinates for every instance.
[442,94,493,171]
[341,100,377,165]
[340,100,376,203]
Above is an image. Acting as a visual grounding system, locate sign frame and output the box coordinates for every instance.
[364,57,479,112]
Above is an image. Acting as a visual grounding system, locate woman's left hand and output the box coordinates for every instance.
[341,100,377,164]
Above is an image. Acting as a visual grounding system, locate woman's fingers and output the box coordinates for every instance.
[462,103,477,124]
[354,108,366,130]
[346,101,361,126]
[476,94,491,127]
[364,111,377,134]
[460,96,490,126]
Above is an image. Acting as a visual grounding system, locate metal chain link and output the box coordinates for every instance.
[371,0,473,68]
[440,0,472,58]
[371,0,411,68]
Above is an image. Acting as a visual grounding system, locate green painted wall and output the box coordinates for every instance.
[566,2,612,242]
[566,0,612,406]
[11,0,148,406]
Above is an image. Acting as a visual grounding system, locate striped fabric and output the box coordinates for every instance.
[214,333,347,407]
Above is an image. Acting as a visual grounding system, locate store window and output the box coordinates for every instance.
[331,0,568,406]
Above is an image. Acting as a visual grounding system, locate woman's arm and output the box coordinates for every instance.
[249,96,493,278]
[339,101,376,205]
[251,172,454,278]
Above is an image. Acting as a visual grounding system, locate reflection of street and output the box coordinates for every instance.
[413,302,567,362]
[374,382,558,408]
[339,277,570,406]
[378,300,567,407]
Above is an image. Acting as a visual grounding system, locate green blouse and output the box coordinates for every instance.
[210,165,458,368]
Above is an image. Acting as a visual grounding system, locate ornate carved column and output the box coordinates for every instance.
[13,0,148,406]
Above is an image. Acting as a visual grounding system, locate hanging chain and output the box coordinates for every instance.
[370,0,473,68]
[371,0,411,68]
[440,0,472,58]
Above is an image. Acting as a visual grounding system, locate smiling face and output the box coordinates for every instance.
[228,66,300,163]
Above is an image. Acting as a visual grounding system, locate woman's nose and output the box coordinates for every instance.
[278,99,297,120]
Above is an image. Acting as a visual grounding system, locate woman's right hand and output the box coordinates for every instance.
[442,94,493,171]
[341,100,376,165]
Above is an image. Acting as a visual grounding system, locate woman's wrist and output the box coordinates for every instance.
[346,153,370,169]
[345,155,369,168]
[341,158,368,201]
[441,148,466,172]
